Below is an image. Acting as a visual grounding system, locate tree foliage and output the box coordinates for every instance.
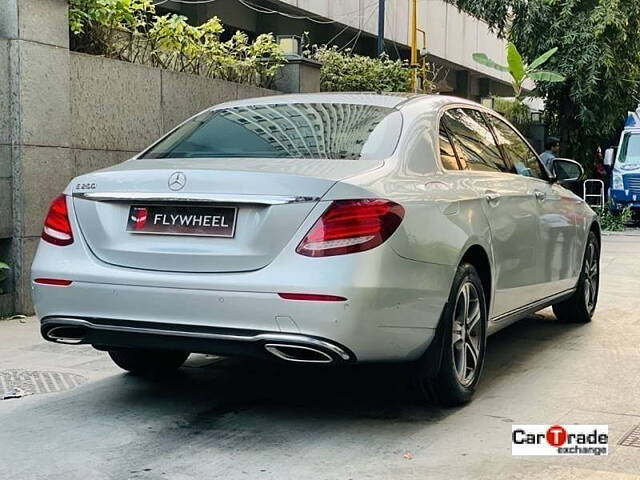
[492,97,532,133]
[449,0,640,165]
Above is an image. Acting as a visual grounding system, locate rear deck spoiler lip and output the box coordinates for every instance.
[71,191,321,205]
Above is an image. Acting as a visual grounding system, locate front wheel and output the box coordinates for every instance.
[553,231,599,323]
[108,349,190,375]
[416,263,487,407]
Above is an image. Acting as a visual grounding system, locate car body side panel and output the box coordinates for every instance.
[466,172,543,316]
[530,181,585,297]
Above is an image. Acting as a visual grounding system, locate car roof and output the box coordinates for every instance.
[213,92,483,111]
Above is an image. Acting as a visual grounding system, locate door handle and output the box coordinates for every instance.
[534,191,546,202]
[484,191,501,205]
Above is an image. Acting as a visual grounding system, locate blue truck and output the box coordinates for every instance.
[606,107,640,211]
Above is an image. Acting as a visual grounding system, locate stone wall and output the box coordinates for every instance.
[69,53,278,178]
[0,0,283,316]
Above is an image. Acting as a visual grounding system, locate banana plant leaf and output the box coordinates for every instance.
[472,53,509,72]
[529,70,566,82]
[527,47,558,71]
[507,43,525,83]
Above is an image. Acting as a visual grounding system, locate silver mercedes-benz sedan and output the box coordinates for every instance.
[31,93,599,405]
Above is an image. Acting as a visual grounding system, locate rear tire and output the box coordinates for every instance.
[552,231,599,323]
[108,349,189,375]
[415,263,487,407]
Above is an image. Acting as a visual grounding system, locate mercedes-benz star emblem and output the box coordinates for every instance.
[168,171,186,191]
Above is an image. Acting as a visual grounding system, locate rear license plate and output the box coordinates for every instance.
[127,205,237,237]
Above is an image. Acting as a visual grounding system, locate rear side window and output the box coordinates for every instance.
[140,103,402,160]
[439,125,460,170]
[442,109,510,173]
[487,115,547,180]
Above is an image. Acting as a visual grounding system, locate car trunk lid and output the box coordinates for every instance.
[71,158,383,273]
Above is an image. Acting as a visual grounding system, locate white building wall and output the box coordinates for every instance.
[277,0,511,84]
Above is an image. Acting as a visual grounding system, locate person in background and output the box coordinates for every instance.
[594,146,610,200]
[540,136,560,171]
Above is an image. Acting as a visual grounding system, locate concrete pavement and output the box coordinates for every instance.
[1,236,639,479]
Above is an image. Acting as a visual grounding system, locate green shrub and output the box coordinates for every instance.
[69,0,285,88]
[312,46,412,93]
[597,206,632,231]
[69,0,155,36]
[492,97,532,133]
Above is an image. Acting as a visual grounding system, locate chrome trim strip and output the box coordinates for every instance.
[41,317,351,360]
[72,192,320,205]
[490,288,576,323]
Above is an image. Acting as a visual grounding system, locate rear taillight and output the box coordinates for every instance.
[296,199,404,257]
[42,194,73,246]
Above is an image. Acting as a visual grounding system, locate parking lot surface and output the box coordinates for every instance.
[1,235,639,479]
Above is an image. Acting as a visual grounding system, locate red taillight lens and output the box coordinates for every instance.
[296,199,404,257]
[34,278,72,286]
[278,293,347,302]
[42,194,73,246]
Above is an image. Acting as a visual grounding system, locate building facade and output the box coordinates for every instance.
[160,0,514,99]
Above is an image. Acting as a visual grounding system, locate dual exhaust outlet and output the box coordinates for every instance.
[43,324,338,364]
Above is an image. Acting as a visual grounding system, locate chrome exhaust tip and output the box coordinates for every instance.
[45,326,87,345]
[264,344,334,363]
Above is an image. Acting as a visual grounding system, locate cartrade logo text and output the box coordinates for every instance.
[512,425,608,456]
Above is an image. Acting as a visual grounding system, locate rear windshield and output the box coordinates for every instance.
[140,103,402,160]
[619,132,640,165]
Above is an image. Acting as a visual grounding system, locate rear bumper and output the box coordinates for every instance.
[33,275,444,362]
[41,316,354,363]
[32,222,454,362]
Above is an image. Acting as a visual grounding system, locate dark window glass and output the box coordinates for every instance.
[443,109,509,173]
[140,103,402,160]
[488,115,546,180]
[617,132,640,165]
[439,125,460,170]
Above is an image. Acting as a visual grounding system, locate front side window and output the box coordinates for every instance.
[442,109,510,173]
[487,115,546,180]
[141,103,402,160]
[618,132,640,166]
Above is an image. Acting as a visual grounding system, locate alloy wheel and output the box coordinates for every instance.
[451,282,482,387]
[583,240,599,313]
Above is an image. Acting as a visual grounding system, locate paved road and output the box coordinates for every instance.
[1,236,639,479]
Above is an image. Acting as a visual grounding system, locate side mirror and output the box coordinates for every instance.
[553,158,584,185]
[604,148,615,166]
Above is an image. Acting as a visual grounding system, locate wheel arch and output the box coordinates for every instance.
[589,219,601,245]
[418,242,493,381]
[459,244,493,314]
